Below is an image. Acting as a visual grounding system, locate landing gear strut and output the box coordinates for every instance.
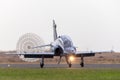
[80,55,84,67]
[68,62,72,68]
[65,56,72,68]
[40,56,44,68]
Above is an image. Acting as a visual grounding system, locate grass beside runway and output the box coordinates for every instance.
[0,68,120,80]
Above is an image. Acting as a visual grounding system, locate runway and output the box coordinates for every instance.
[0,64,120,68]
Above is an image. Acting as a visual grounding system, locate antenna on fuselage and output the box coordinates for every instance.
[53,20,58,41]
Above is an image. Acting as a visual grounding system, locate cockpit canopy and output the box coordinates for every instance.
[60,35,73,48]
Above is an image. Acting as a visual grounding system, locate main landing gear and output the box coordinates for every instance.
[80,55,84,67]
[40,56,44,68]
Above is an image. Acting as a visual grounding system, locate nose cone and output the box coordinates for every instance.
[64,47,76,54]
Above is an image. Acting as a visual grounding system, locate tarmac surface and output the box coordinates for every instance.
[0,64,120,68]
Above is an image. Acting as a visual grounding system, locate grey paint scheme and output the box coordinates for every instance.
[20,20,113,68]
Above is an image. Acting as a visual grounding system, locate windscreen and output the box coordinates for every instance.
[60,35,73,48]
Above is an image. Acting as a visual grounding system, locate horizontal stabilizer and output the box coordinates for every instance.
[75,50,114,57]
[32,44,51,48]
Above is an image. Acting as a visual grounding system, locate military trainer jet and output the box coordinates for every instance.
[19,20,113,68]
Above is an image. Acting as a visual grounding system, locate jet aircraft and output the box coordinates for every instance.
[18,20,113,68]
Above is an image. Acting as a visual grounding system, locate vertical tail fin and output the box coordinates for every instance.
[53,20,57,41]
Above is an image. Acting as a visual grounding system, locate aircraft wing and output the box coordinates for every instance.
[18,52,54,58]
[32,44,52,48]
[75,50,113,57]
[6,51,54,58]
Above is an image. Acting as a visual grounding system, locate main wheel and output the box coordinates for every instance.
[40,63,44,68]
[80,62,84,67]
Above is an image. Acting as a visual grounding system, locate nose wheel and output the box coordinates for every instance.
[65,56,72,68]
[68,63,72,68]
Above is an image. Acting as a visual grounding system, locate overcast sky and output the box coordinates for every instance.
[0,0,120,51]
